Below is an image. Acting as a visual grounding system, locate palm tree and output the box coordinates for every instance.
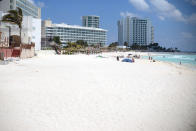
[1,7,23,42]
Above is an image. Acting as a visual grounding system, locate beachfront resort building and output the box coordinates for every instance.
[41,20,107,49]
[118,16,154,46]
[0,11,41,50]
[0,0,41,18]
[82,16,100,28]
[0,0,41,50]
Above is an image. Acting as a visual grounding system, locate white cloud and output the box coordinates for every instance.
[149,0,186,22]
[185,0,196,6]
[37,1,45,8]
[120,12,138,17]
[188,13,196,24]
[181,32,193,38]
[128,0,149,11]
[158,16,165,20]
[126,0,196,24]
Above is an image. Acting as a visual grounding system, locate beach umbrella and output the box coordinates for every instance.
[122,58,133,63]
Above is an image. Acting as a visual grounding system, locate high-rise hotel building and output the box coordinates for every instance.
[41,20,107,49]
[0,0,41,18]
[118,16,154,46]
[82,16,100,28]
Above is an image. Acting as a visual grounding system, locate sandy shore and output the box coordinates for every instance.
[0,51,196,131]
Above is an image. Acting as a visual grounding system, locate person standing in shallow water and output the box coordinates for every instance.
[117,56,119,61]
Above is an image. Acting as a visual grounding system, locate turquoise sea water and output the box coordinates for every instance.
[142,53,196,68]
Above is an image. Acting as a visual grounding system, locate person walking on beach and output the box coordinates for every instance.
[132,57,135,62]
[117,56,119,61]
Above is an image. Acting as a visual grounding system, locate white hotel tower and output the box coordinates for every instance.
[41,20,107,49]
[82,16,100,28]
[118,16,154,46]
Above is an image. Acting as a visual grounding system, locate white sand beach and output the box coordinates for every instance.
[0,51,196,131]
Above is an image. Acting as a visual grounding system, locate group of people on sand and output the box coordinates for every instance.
[116,54,135,62]
[149,56,153,60]
[148,56,156,62]
[133,55,140,59]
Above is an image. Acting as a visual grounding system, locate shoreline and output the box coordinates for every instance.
[1,50,196,71]
[98,51,196,71]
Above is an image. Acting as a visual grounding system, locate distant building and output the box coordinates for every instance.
[0,11,41,50]
[82,16,100,28]
[118,16,154,46]
[118,17,130,46]
[41,20,107,49]
[0,0,41,18]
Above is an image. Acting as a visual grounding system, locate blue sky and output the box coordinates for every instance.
[33,0,196,51]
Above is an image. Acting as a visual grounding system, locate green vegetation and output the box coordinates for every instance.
[124,42,128,47]
[108,42,118,48]
[63,42,79,54]
[130,43,147,50]
[130,43,180,52]
[148,43,180,52]
[60,40,103,55]
[50,36,62,54]
[107,42,119,51]
[108,42,180,52]
[53,36,62,46]
[76,40,88,48]
[62,40,88,54]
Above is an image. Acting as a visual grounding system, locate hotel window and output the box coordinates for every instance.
[10,5,13,9]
